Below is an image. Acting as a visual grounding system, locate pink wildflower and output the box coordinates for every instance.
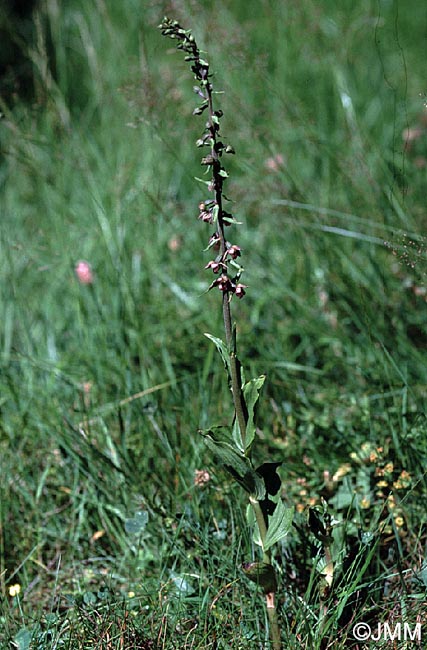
[265,153,284,172]
[194,469,211,487]
[75,260,93,285]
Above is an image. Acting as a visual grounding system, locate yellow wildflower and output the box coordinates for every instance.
[9,584,21,597]
[360,497,371,509]
[376,480,388,488]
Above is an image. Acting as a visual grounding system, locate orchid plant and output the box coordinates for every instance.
[159,18,295,649]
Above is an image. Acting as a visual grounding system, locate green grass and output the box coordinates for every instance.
[1,0,427,647]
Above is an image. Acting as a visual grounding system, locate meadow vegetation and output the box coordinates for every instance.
[1,1,427,648]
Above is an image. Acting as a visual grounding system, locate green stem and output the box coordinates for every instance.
[266,592,282,650]
[250,497,281,649]
[206,85,248,451]
[206,58,281,650]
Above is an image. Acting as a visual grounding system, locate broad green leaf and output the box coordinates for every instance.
[242,561,277,594]
[200,425,234,446]
[170,571,195,595]
[200,427,265,499]
[13,629,32,650]
[263,500,294,551]
[83,591,97,605]
[204,333,231,381]
[125,510,149,534]
[200,425,248,478]
[242,375,266,451]
[246,504,262,547]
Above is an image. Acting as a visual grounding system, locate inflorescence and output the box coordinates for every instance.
[159,18,247,300]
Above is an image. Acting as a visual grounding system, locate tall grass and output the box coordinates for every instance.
[1,1,427,647]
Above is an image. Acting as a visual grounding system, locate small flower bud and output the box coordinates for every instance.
[208,233,221,250]
[201,154,215,166]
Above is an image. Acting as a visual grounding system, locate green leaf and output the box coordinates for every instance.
[204,333,231,381]
[211,204,219,224]
[263,500,294,551]
[222,214,242,225]
[170,571,195,595]
[194,176,213,186]
[246,504,262,547]
[242,375,266,452]
[242,561,277,593]
[14,629,32,650]
[125,510,148,534]
[83,591,97,605]
[232,416,244,453]
[200,426,265,499]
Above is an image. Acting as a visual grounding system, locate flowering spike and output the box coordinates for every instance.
[160,19,283,649]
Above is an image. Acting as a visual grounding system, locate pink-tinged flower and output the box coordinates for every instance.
[168,235,181,251]
[198,208,213,223]
[205,260,225,274]
[194,469,211,487]
[209,274,233,293]
[235,283,247,299]
[265,153,284,172]
[226,244,241,259]
[75,260,93,285]
[217,275,233,292]
[402,127,423,143]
